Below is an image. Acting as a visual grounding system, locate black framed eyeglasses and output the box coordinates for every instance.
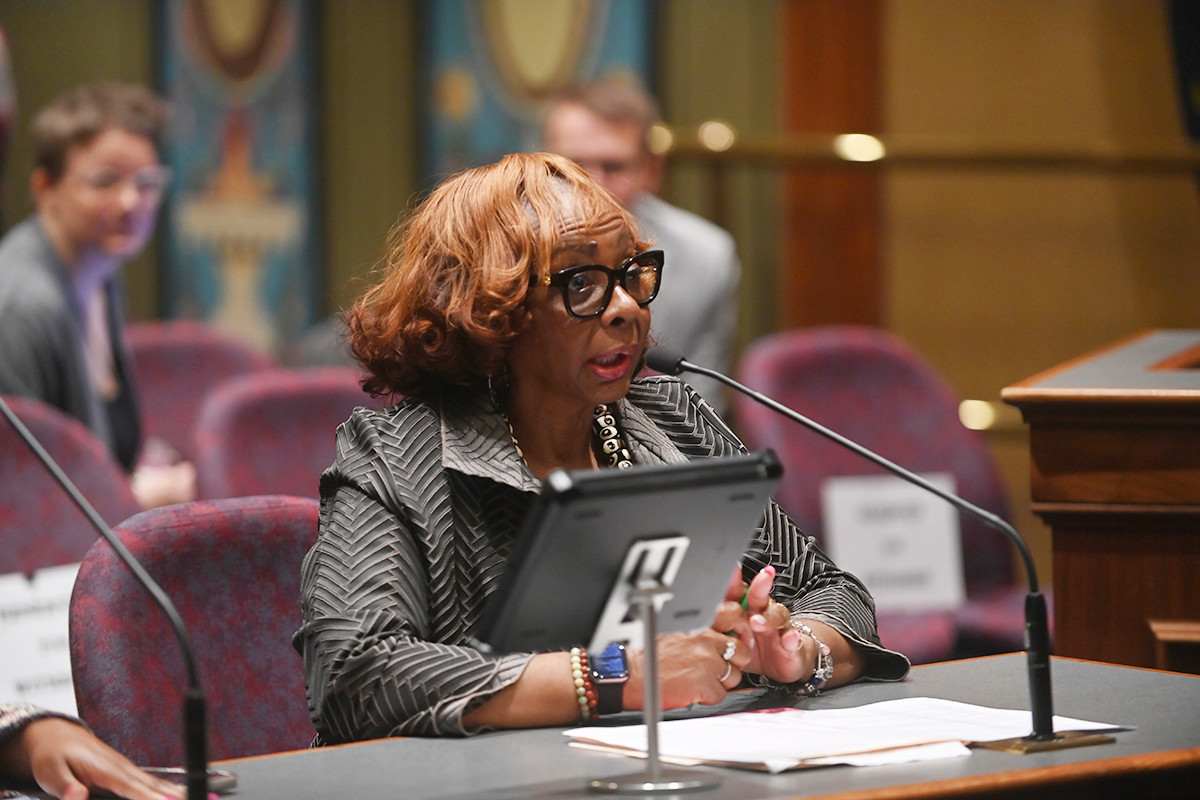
[542,250,664,319]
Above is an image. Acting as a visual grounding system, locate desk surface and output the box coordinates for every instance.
[220,655,1200,799]
[1003,329,1200,398]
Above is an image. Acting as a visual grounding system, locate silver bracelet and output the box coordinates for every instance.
[790,618,834,696]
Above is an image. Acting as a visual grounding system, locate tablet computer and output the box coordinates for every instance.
[476,450,782,653]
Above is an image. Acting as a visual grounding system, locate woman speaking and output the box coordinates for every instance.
[293,153,908,743]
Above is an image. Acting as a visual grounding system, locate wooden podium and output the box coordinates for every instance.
[1002,330,1200,672]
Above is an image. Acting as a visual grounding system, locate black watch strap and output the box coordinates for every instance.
[595,679,623,716]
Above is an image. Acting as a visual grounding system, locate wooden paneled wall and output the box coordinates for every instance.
[780,0,883,328]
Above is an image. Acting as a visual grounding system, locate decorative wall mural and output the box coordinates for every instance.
[421,0,654,186]
[159,0,319,354]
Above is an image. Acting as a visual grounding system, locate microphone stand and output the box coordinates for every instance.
[1,397,211,800]
[666,355,1105,751]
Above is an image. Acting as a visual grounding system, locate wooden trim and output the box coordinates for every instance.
[1149,618,1200,674]
[1149,619,1200,644]
[779,0,883,328]
[814,747,1200,800]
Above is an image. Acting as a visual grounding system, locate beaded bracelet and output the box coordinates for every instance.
[569,647,598,722]
[789,619,834,697]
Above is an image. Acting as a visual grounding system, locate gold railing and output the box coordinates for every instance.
[659,129,1200,173]
[658,128,1200,432]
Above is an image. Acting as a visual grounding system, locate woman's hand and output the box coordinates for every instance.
[713,565,805,682]
[0,717,186,800]
[622,628,752,711]
[711,565,865,688]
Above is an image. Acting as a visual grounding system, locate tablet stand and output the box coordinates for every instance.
[587,584,719,794]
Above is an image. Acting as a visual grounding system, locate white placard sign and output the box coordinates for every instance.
[0,562,80,715]
[821,473,964,612]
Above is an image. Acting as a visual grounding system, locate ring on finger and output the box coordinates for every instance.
[721,638,737,662]
[773,602,796,630]
[720,661,733,682]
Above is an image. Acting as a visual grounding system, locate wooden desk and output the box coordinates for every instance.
[208,655,1199,800]
[1002,330,1200,669]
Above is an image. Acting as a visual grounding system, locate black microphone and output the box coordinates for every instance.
[646,346,1069,749]
[0,396,211,800]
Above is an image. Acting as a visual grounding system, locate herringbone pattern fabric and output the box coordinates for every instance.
[295,377,909,743]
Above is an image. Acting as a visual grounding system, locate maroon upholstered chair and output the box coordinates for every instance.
[126,320,274,465]
[1,395,142,577]
[68,495,319,765]
[733,326,1042,663]
[192,366,382,500]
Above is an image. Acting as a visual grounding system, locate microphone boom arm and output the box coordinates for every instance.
[0,397,211,800]
[676,357,1057,743]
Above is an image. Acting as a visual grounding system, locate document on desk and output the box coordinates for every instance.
[565,697,1129,773]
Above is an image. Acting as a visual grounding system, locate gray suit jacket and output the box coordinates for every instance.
[634,194,741,414]
[0,217,139,469]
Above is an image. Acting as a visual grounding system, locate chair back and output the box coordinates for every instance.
[69,494,319,764]
[126,320,274,463]
[1,395,141,576]
[734,326,1014,594]
[192,366,380,499]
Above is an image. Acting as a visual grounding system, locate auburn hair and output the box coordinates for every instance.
[346,152,645,399]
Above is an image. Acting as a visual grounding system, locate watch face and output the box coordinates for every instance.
[592,643,629,681]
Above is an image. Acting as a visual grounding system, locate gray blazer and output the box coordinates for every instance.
[0,217,139,469]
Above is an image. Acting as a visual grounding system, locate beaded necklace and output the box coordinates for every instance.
[502,403,633,470]
[591,404,633,469]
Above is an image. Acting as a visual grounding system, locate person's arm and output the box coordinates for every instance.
[460,652,580,730]
[296,482,539,741]
[0,706,182,800]
[741,501,911,688]
[462,628,752,731]
[129,461,197,509]
[683,242,740,411]
[714,564,868,690]
[300,480,760,738]
[626,376,909,690]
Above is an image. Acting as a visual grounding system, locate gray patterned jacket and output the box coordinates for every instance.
[294,376,909,743]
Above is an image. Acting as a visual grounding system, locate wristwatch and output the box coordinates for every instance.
[590,642,629,715]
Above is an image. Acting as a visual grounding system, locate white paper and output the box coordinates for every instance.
[822,473,965,612]
[0,563,80,716]
[565,697,1128,773]
[804,740,972,768]
[568,738,972,772]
